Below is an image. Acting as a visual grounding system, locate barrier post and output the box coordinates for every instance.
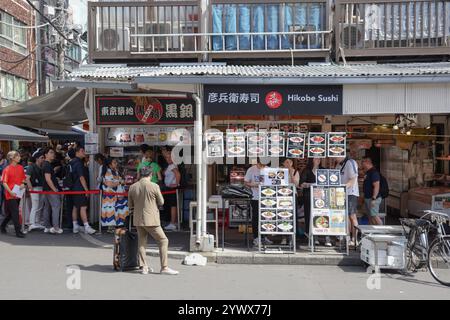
[98,189,102,234]
[59,194,64,230]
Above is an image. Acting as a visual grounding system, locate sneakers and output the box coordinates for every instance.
[253,238,260,247]
[263,237,273,245]
[84,226,96,235]
[325,236,333,247]
[141,266,154,275]
[28,224,42,232]
[161,267,179,275]
[15,231,26,238]
[73,224,80,234]
[314,240,320,246]
[164,223,177,231]
[348,240,356,247]
[49,227,63,234]
[44,228,50,233]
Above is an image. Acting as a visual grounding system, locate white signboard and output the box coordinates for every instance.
[110,147,124,158]
[85,133,99,145]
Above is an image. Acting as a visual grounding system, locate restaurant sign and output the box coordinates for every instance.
[96,96,196,125]
[204,85,343,115]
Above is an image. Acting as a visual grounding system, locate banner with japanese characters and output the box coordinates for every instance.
[96,96,195,125]
[204,85,343,116]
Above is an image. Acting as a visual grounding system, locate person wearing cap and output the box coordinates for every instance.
[25,150,46,232]
[128,166,179,275]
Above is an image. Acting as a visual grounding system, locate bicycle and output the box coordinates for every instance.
[400,210,450,286]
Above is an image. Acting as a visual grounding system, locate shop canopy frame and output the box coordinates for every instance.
[0,124,48,142]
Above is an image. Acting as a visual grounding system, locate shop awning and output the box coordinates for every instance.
[0,125,48,142]
[0,87,87,129]
[32,127,85,141]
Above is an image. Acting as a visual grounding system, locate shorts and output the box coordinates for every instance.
[163,189,177,208]
[364,197,382,217]
[348,195,358,216]
[72,194,88,209]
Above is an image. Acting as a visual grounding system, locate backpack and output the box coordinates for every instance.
[62,163,75,190]
[380,174,389,199]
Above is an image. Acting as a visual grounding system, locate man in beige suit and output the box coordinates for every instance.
[128,166,179,275]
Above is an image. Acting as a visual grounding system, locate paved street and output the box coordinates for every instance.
[0,232,449,300]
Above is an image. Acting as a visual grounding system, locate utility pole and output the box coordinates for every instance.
[55,0,65,80]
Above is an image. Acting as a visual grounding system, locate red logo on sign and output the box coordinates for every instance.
[134,97,164,124]
[265,91,283,109]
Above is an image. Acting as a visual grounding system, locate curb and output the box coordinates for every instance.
[81,233,363,266]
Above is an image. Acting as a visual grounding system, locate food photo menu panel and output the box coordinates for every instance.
[247,132,268,158]
[226,131,246,157]
[308,133,327,158]
[206,132,224,158]
[286,133,306,158]
[327,132,346,158]
[259,185,296,235]
[268,131,285,157]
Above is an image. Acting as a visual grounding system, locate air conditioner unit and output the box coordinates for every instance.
[97,27,130,51]
[144,23,172,51]
[340,23,364,49]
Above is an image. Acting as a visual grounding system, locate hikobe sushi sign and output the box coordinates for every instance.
[96,96,196,125]
[204,85,343,115]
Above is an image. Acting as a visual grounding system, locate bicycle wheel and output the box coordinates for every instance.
[428,235,450,287]
[406,228,426,271]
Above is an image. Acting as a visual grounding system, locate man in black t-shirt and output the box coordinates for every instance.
[362,156,383,226]
[42,148,63,234]
[70,146,96,235]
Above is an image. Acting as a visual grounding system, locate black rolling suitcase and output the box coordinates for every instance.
[113,228,139,272]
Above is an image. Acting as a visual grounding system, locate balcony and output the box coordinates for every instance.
[88,0,331,62]
[335,0,450,60]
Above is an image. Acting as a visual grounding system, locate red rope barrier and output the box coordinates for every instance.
[102,189,178,197]
[29,190,100,195]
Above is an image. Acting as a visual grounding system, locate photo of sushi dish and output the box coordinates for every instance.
[261,187,276,197]
[269,134,283,143]
[261,211,276,220]
[277,222,294,232]
[227,146,245,155]
[289,136,304,143]
[309,147,325,154]
[329,134,346,144]
[329,146,345,155]
[269,146,284,156]
[309,135,325,144]
[277,211,293,219]
[248,135,265,143]
[277,187,293,196]
[261,223,276,232]
[277,198,293,209]
[288,148,303,156]
[226,134,246,143]
[248,146,265,155]
[308,146,326,158]
[261,199,277,207]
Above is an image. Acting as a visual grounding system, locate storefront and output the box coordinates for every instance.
[52,63,450,252]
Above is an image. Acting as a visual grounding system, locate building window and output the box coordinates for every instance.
[1,73,28,107]
[0,11,28,55]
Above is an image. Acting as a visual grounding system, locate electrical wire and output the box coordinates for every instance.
[0,20,50,29]
[24,0,78,46]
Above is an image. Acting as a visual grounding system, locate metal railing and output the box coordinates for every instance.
[129,30,332,54]
[335,0,450,60]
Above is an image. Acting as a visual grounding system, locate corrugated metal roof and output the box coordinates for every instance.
[68,62,450,81]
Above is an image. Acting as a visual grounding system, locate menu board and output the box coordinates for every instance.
[316,169,341,186]
[308,133,327,158]
[206,132,224,158]
[261,168,289,186]
[247,132,267,157]
[327,132,346,158]
[286,133,306,158]
[106,127,193,147]
[259,185,296,235]
[310,185,347,236]
[268,131,285,157]
[226,132,246,157]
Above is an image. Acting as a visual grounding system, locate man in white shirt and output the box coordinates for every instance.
[335,155,360,246]
[244,159,273,247]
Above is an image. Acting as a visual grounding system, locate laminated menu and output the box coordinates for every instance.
[308,133,327,158]
[226,132,246,157]
[312,186,328,209]
[286,133,306,159]
[206,132,224,158]
[247,132,267,157]
[328,170,341,186]
[268,131,285,157]
[328,132,346,158]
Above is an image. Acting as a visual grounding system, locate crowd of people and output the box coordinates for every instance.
[245,154,385,248]
[0,143,185,238]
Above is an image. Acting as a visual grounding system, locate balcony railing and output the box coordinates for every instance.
[89,0,331,61]
[335,0,450,60]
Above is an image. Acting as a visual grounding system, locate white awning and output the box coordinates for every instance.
[0,125,48,142]
[0,87,87,129]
